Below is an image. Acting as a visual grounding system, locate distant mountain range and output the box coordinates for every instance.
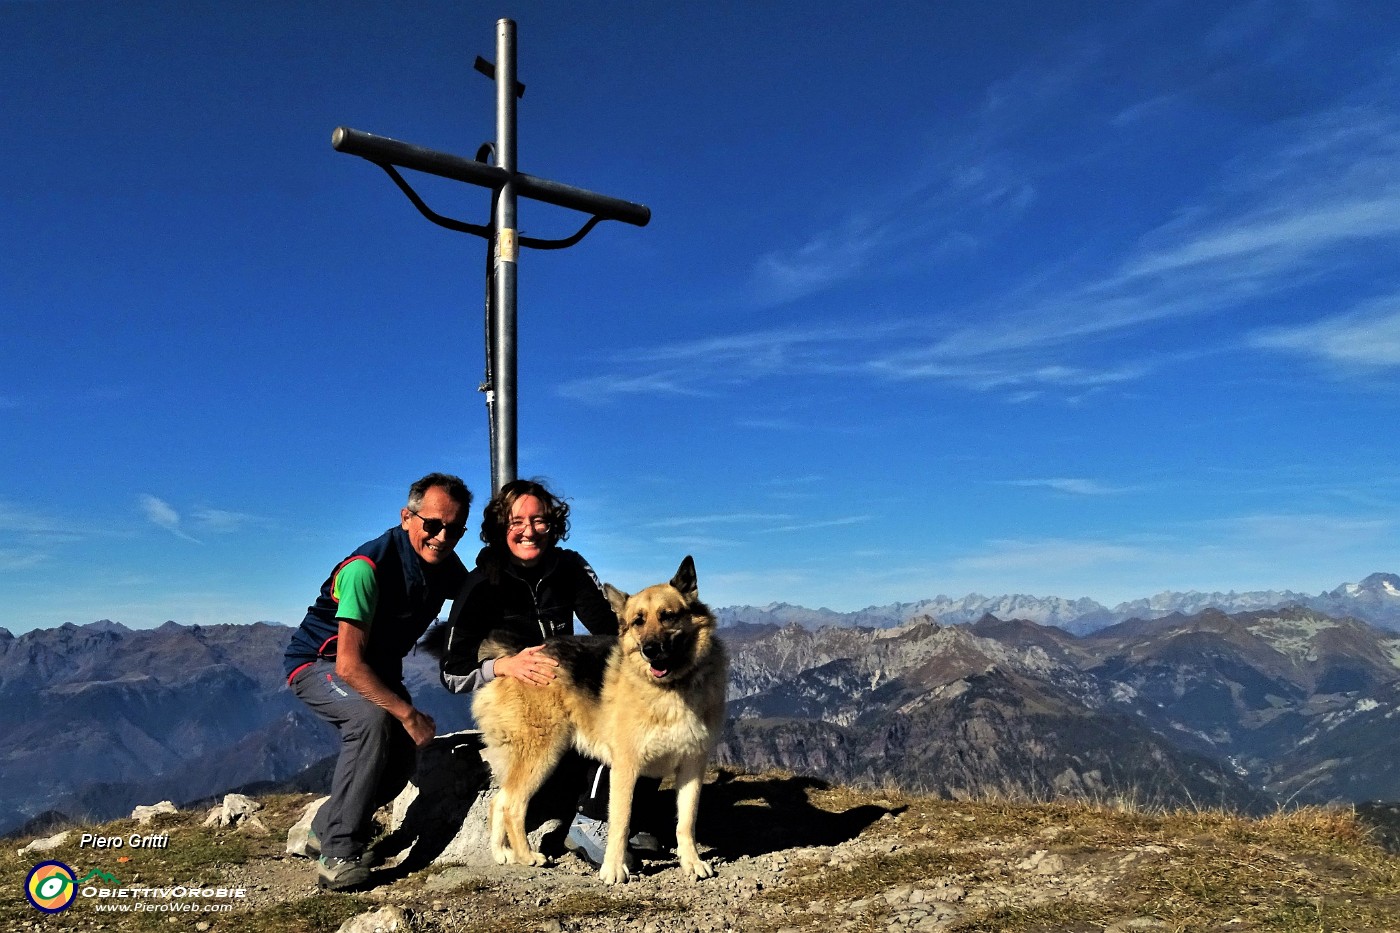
[4,572,1400,836]
[714,572,1400,635]
[719,604,1400,811]
[0,621,471,837]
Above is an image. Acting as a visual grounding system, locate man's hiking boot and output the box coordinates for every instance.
[317,854,371,891]
[306,829,383,868]
[564,814,636,873]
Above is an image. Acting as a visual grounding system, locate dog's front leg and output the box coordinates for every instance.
[493,748,550,868]
[674,756,714,880]
[599,760,638,884]
[488,788,512,865]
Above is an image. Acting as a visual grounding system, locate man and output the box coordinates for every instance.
[284,472,471,890]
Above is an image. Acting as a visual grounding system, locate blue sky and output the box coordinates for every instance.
[5,0,1400,634]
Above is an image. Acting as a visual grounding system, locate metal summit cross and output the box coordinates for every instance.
[331,18,650,494]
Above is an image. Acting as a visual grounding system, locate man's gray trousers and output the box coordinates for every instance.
[290,660,417,860]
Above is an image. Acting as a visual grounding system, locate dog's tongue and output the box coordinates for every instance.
[650,666,669,679]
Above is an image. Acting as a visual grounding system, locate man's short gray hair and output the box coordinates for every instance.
[407,473,473,512]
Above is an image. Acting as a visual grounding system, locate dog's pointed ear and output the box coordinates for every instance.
[670,555,698,602]
[603,582,629,619]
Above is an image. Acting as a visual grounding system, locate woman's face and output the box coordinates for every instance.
[505,494,553,566]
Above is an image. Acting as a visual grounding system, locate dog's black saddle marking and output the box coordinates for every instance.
[543,634,615,698]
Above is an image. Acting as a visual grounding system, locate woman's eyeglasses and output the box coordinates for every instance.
[507,517,552,533]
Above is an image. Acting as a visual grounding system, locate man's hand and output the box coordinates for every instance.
[494,644,559,685]
[335,620,437,745]
[400,708,437,748]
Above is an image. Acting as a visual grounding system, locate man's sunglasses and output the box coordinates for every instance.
[409,510,468,539]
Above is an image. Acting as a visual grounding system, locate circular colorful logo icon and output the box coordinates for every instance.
[25,861,77,913]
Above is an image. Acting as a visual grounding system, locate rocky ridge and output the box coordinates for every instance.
[8,773,1400,932]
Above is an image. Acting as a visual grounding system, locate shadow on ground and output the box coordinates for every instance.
[368,759,894,884]
[687,770,896,858]
[1356,802,1400,853]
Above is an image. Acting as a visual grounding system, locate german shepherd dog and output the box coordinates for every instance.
[472,556,727,884]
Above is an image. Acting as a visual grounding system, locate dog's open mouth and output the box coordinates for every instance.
[649,666,670,679]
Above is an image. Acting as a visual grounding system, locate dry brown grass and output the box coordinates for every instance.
[7,777,1400,932]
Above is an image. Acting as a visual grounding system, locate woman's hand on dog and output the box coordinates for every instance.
[495,644,559,685]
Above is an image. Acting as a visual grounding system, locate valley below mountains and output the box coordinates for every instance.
[5,572,1400,837]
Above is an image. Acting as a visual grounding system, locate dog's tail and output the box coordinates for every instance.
[419,622,534,664]
[477,629,533,662]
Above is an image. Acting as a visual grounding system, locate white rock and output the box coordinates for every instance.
[336,906,410,933]
[18,831,71,855]
[131,801,178,824]
[219,793,263,824]
[287,797,330,857]
[382,730,573,869]
[236,815,270,837]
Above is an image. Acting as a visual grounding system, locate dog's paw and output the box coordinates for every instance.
[680,855,715,880]
[598,861,632,885]
[493,847,547,867]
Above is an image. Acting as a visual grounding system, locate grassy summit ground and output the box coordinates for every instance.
[6,771,1400,932]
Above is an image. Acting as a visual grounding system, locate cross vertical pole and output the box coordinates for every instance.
[490,18,519,494]
[330,20,649,495]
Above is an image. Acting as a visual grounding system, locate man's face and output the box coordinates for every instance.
[400,485,468,565]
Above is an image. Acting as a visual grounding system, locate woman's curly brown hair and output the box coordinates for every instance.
[479,477,572,553]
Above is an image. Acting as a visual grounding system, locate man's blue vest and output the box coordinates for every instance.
[284,526,466,684]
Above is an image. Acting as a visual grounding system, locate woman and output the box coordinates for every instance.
[439,478,615,690]
[438,478,656,868]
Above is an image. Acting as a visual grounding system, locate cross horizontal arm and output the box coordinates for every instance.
[331,126,650,227]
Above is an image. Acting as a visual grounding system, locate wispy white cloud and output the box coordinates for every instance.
[0,502,51,534]
[1202,511,1393,547]
[877,107,1400,384]
[190,507,268,533]
[555,372,709,402]
[653,535,742,550]
[1001,478,1128,496]
[751,218,886,307]
[557,369,711,400]
[950,537,1148,576]
[644,512,869,541]
[764,474,825,486]
[139,494,201,543]
[556,322,906,402]
[770,515,872,534]
[1251,296,1400,370]
[749,159,1037,308]
[1120,195,1400,283]
[563,36,1400,405]
[645,513,791,529]
[1111,92,1182,128]
[871,357,1149,391]
[936,509,1397,604]
[735,418,807,432]
[763,474,829,500]
[639,324,883,372]
[0,548,50,571]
